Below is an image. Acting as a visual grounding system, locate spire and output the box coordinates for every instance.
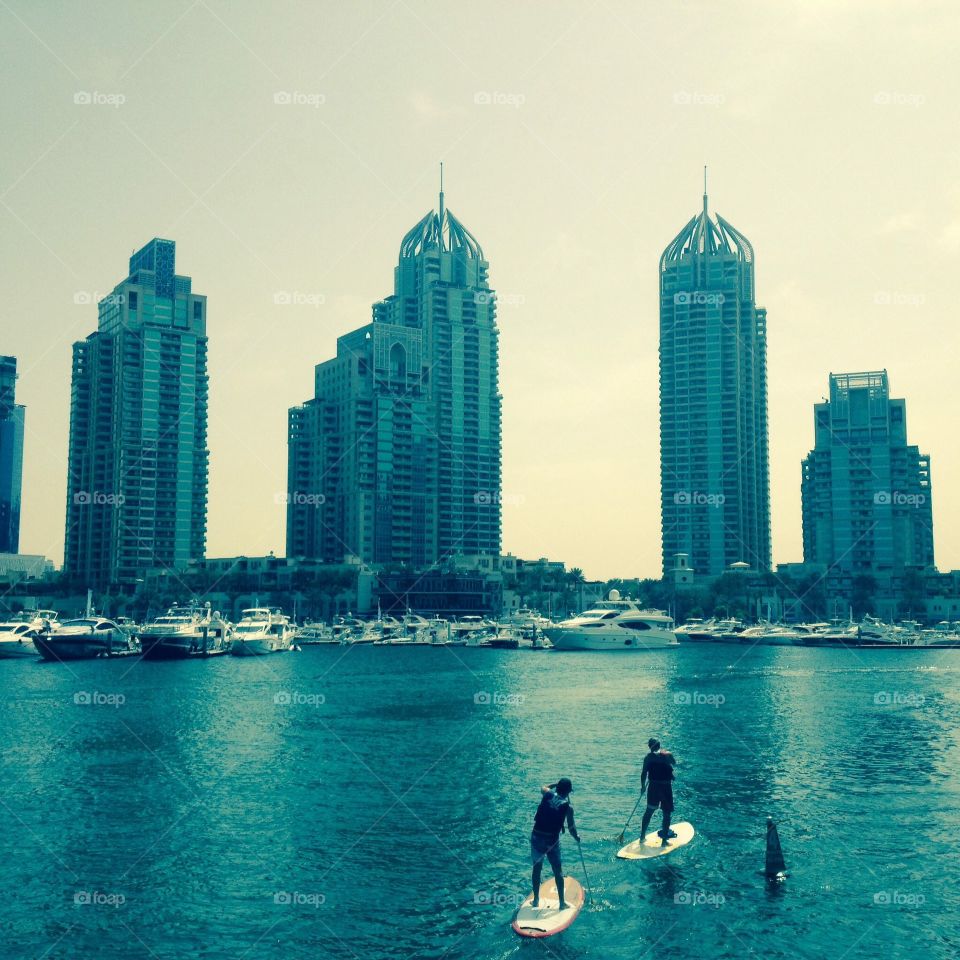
[438,161,445,250]
[703,164,708,219]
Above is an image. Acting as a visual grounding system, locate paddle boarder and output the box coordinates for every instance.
[530,778,580,910]
[639,738,677,846]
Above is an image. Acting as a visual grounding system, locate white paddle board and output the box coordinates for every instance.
[511,876,585,938]
[617,821,695,860]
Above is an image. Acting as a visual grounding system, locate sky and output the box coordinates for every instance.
[2,0,958,582]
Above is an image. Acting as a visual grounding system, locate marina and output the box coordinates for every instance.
[1,642,956,959]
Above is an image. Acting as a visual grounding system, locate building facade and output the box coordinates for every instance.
[65,239,208,588]
[659,190,771,577]
[0,356,25,553]
[801,370,933,577]
[288,187,502,565]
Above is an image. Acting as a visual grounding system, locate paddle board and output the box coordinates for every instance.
[511,876,585,938]
[617,820,695,860]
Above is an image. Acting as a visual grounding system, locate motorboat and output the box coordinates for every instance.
[33,618,139,661]
[295,622,339,645]
[230,608,295,656]
[0,620,43,658]
[545,590,679,651]
[138,602,231,659]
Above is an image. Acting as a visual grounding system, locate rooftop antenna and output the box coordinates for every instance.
[438,161,445,250]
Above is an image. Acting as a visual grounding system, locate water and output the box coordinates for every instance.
[2,645,959,959]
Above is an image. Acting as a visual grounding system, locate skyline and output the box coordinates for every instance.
[3,2,959,581]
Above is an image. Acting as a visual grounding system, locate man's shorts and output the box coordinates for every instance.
[646,781,675,813]
[530,831,562,871]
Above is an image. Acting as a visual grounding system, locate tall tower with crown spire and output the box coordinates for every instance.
[658,188,771,577]
[287,183,501,566]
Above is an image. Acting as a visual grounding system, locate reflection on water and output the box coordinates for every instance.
[1,646,958,958]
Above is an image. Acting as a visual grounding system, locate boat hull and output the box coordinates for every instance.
[0,638,40,659]
[139,633,229,660]
[546,629,679,651]
[230,637,291,656]
[34,635,131,661]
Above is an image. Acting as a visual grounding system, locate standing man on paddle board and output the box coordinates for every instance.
[640,739,677,846]
[530,778,580,910]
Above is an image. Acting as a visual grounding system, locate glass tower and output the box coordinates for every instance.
[801,371,933,575]
[659,190,771,577]
[0,356,25,553]
[287,186,502,565]
[65,239,208,588]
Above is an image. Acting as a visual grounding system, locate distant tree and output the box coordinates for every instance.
[850,575,877,619]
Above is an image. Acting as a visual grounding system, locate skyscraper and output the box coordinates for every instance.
[65,239,208,588]
[801,370,933,576]
[287,184,501,565]
[659,187,771,578]
[0,356,25,553]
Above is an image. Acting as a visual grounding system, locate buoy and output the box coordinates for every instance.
[765,816,787,880]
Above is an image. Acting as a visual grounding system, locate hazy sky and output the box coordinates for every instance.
[2,1,958,582]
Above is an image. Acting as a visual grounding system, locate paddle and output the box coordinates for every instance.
[616,785,647,843]
[576,839,591,899]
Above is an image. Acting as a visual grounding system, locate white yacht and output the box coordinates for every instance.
[545,591,678,651]
[0,620,43,658]
[139,602,231,659]
[231,608,295,656]
[295,622,339,645]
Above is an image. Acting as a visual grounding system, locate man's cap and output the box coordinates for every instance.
[556,777,573,795]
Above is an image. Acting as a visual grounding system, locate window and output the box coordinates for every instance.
[128,291,138,310]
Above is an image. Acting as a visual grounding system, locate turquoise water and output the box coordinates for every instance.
[2,645,958,958]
